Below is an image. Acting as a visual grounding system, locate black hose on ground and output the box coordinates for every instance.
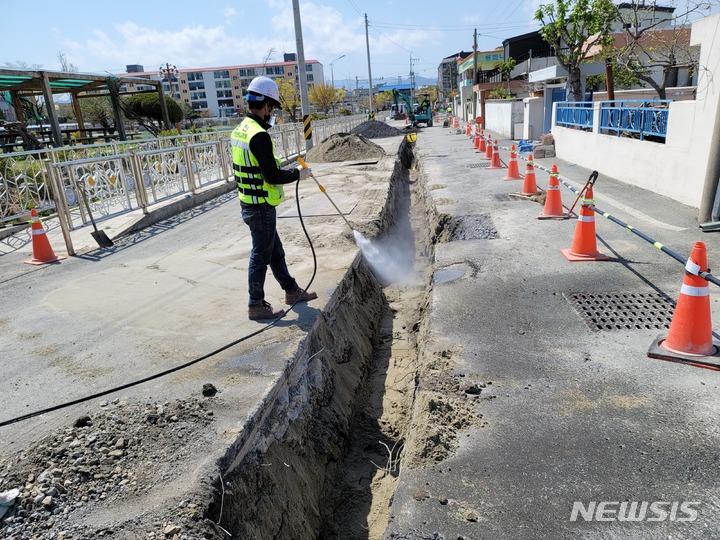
[0,179,318,428]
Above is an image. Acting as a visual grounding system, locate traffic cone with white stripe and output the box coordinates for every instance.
[538,164,570,219]
[473,129,482,150]
[520,154,540,196]
[487,139,503,169]
[484,135,493,159]
[647,242,720,369]
[24,209,65,265]
[503,144,522,180]
[477,131,487,153]
[466,122,472,136]
[560,186,608,262]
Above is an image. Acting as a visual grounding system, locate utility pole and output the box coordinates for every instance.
[472,28,478,119]
[292,0,313,150]
[410,54,415,106]
[365,13,374,116]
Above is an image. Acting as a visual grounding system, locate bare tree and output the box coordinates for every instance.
[608,1,714,99]
[57,51,78,72]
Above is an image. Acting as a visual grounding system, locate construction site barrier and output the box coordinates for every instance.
[588,202,720,288]
[494,142,720,288]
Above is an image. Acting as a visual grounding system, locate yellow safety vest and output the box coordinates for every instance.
[231,117,284,206]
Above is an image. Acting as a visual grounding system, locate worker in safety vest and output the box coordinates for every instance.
[231,76,317,320]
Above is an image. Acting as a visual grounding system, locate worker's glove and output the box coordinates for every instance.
[298,167,311,181]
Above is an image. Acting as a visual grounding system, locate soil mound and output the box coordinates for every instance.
[350,120,404,139]
[305,132,385,163]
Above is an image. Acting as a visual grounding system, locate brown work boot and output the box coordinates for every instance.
[248,300,285,320]
[285,288,318,305]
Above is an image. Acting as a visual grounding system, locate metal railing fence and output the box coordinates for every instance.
[0,114,367,227]
[599,100,670,141]
[555,102,595,130]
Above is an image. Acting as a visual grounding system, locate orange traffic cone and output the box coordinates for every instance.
[473,129,482,150]
[538,164,570,219]
[663,242,714,356]
[466,122,471,136]
[520,154,540,196]
[647,242,720,369]
[24,209,65,265]
[478,132,487,153]
[487,139,503,169]
[560,187,608,262]
[503,145,522,180]
[484,136,493,159]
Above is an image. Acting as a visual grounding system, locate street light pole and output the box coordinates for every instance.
[159,63,178,95]
[158,63,178,130]
[330,54,345,117]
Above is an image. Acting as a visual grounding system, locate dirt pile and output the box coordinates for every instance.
[305,132,385,163]
[350,120,404,139]
[0,397,223,540]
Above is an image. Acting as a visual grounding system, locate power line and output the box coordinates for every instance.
[371,21,537,31]
[347,0,363,17]
[367,23,437,71]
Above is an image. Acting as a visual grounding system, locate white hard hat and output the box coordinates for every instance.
[247,76,281,107]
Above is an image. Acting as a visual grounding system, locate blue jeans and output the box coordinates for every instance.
[241,204,298,305]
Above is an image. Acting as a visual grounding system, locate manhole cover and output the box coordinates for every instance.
[563,292,675,331]
[467,163,491,168]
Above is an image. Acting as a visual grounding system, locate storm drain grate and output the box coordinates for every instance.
[563,292,675,331]
[493,194,514,202]
[467,163,491,168]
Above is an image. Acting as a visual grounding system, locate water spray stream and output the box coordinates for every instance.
[297,157,415,285]
[297,157,378,258]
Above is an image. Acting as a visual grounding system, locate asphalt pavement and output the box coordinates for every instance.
[383,121,720,539]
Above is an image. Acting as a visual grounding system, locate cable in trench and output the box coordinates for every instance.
[0,180,318,428]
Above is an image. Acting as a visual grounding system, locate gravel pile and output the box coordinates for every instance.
[305,132,385,163]
[350,120,404,139]
[0,397,224,540]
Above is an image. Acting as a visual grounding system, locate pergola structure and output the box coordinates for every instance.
[0,68,171,148]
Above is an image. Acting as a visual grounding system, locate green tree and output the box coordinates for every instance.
[495,58,517,91]
[535,0,616,101]
[180,102,203,126]
[122,93,183,135]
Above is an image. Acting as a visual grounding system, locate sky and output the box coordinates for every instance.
[0,0,546,88]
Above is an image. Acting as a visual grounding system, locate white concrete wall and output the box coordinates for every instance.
[524,97,544,140]
[485,100,524,138]
[552,13,720,210]
[552,105,700,207]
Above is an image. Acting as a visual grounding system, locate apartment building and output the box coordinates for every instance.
[120,54,323,118]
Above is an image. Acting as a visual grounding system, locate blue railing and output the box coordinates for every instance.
[555,101,594,130]
[599,100,670,141]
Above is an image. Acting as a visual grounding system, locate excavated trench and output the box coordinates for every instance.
[208,138,466,539]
